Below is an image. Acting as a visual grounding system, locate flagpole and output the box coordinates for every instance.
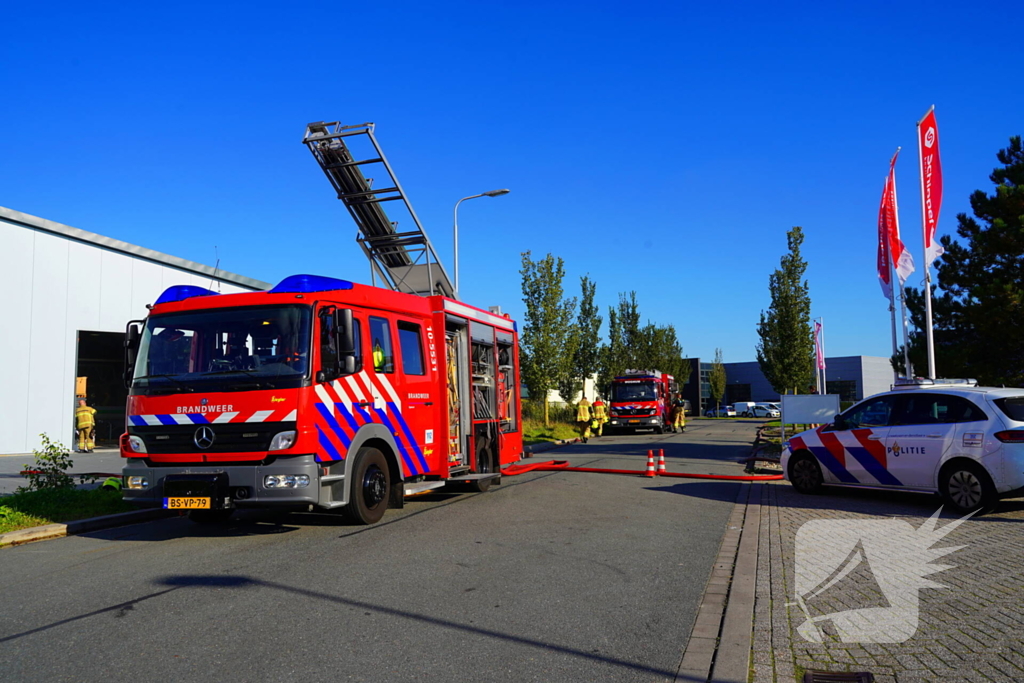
[820,317,826,393]
[918,105,938,379]
[888,261,900,380]
[890,149,913,378]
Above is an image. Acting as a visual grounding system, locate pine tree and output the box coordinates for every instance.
[756,226,814,394]
[904,136,1024,385]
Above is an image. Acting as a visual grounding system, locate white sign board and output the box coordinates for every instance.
[781,394,841,424]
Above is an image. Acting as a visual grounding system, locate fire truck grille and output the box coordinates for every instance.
[616,409,654,417]
[129,422,297,454]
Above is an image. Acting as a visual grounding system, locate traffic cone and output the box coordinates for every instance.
[645,450,656,477]
[657,449,667,475]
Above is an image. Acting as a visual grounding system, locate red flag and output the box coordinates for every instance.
[878,149,915,293]
[877,166,894,299]
[918,107,944,267]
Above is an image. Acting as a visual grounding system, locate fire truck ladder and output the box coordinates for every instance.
[303,121,454,298]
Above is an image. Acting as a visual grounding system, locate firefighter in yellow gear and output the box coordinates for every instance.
[75,399,97,452]
[671,393,687,433]
[576,396,592,443]
[373,339,386,372]
[591,397,608,437]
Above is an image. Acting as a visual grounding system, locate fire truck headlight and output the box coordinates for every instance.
[127,476,148,489]
[127,435,147,453]
[269,431,297,451]
[264,474,310,489]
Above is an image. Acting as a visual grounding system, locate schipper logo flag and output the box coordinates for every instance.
[877,149,915,298]
[918,108,944,267]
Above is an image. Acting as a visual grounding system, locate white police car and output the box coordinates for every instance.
[781,379,1024,513]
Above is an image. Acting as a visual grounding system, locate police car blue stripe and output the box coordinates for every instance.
[388,402,429,472]
[315,424,343,462]
[373,407,418,476]
[846,446,903,486]
[809,446,860,484]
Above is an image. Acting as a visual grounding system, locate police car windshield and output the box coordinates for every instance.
[612,383,656,401]
[133,305,312,394]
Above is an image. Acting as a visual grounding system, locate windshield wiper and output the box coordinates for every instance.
[135,374,195,393]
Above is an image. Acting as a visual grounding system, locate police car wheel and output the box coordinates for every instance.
[788,453,824,494]
[940,462,996,514]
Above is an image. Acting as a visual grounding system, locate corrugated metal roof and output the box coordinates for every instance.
[0,205,271,291]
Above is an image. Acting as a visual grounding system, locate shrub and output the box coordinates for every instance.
[19,434,75,492]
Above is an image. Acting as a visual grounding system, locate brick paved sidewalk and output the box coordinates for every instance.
[752,482,1024,683]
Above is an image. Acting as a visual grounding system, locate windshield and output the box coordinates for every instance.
[612,382,657,402]
[133,305,312,394]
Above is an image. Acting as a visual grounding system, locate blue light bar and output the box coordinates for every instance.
[155,285,220,305]
[270,274,354,294]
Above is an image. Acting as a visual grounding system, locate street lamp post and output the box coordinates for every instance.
[453,188,509,300]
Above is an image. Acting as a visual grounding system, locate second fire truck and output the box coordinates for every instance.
[605,370,677,434]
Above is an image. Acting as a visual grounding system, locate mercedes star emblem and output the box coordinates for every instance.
[194,426,215,450]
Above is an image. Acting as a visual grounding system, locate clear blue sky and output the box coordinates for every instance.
[4,1,1022,364]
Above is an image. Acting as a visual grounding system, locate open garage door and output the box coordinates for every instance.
[75,331,127,446]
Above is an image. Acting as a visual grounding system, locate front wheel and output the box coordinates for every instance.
[940,461,996,514]
[788,453,824,494]
[345,447,391,524]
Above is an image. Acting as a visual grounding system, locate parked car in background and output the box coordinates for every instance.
[705,405,737,417]
[749,405,780,418]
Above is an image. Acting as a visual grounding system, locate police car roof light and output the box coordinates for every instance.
[155,285,220,305]
[270,274,354,294]
[893,377,978,389]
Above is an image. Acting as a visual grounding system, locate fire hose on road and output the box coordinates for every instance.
[501,451,784,481]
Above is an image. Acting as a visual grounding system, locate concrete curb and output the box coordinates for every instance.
[0,508,173,549]
[676,482,761,682]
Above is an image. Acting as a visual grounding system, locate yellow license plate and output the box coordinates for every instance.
[164,497,211,510]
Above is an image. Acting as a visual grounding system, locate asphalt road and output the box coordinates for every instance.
[0,448,124,494]
[0,419,761,682]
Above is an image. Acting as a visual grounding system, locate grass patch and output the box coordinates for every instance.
[0,488,134,534]
[523,418,579,446]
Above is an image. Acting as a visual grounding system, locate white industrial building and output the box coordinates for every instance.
[0,206,270,455]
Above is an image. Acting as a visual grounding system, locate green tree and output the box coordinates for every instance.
[756,226,813,394]
[709,348,727,411]
[637,323,691,389]
[597,292,641,394]
[519,251,577,425]
[903,136,1024,385]
[560,275,602,403]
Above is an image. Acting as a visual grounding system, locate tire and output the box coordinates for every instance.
[187,509,234,524]
[346,447,391,524]
[940,461,996,514]
[788,452,824,494]
[655,425,664,434]
[742,411,751,418]
[470,441,494,493]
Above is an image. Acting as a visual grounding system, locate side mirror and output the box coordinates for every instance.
[123,321,143,389]
[338,309,354,355]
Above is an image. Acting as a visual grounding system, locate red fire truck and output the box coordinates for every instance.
[120,121,521,524]
[121,276,521,524]
[605,370,677,434]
